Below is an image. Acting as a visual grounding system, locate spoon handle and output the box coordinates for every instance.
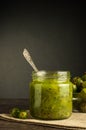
[23,48,38,72]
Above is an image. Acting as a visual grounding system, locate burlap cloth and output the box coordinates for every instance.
[0,112,86,130]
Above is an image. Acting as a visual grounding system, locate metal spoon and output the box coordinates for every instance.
[23,48,38,72]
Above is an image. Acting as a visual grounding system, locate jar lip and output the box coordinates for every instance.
[32,70,70,79]
[32,70,70,73]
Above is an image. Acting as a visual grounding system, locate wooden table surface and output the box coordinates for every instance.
[0,99,86,130]
[0,119,62,130]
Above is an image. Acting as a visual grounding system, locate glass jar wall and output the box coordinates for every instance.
[30,71,73,120]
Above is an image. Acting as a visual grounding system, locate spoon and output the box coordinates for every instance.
[23,48,39,72]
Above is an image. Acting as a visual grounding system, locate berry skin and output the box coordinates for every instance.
[19,111,28,119]
[11,108,20,118]
[82,72,86,81]
[82,81,86,88]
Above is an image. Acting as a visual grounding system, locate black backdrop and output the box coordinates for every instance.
[0,1,86,98]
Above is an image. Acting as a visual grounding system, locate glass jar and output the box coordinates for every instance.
[30,70,73,120]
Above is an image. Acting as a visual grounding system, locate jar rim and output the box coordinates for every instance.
[32,70,70,79]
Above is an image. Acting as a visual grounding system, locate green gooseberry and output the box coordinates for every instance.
[82,81,86,88]
[82,72,86,81]
[11,107,20,118]
[19,110,28,119]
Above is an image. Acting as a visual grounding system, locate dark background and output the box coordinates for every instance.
[0,1,86,98]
